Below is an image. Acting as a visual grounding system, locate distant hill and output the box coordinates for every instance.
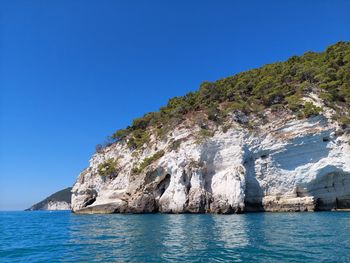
[25,187,72,211]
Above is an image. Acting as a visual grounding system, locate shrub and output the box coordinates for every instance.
[132,150,165,174]
[95,144,104,153]
[195,128,215,144]
[333,114,350,128]
[286,95,302,112]
[301,102,322,118]
[97,158,119,177]
[199,128,214,138]
[127,130,150,150]
[222,124,231,133]
[169,139,182,152]
[111,128,129,141]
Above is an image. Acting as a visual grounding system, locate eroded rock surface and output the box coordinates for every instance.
[71,97,350,214]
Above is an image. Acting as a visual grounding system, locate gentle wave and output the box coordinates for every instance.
[1,211,349,262]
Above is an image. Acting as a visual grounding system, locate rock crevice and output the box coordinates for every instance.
[71,111,350,214]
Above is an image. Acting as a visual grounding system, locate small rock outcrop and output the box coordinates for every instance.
[26,187,72,211]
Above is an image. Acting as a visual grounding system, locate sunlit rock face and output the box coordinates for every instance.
[46,201,71,210]
[244,115,350,212]
[71,100,350,214]
[27,201,71,211]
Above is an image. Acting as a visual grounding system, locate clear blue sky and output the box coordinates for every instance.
[0,1,349,210]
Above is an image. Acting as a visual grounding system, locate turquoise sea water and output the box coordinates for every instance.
[0,211,349,262]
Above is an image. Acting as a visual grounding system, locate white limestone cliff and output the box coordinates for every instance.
[71,96,350,214]
[46,201,71,210]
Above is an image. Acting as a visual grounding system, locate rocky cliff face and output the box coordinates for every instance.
[71,94,350,214]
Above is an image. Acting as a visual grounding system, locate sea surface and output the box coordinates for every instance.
[0,211,349,262]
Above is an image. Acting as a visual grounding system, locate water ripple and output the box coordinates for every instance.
[0,211,349,262]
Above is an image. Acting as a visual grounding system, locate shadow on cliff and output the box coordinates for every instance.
[200,140,221,195]
[303,167,350,210]
[243,151,265,212]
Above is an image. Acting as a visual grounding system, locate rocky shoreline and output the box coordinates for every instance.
[70,43,350,215]
[26,187,72,211]
[71,109,350,214]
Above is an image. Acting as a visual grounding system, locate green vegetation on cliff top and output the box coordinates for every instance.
[107,42,350,150]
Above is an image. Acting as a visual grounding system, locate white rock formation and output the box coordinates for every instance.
[71,97,350,214]
[46,201,71,210]
[26,187,72,211]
